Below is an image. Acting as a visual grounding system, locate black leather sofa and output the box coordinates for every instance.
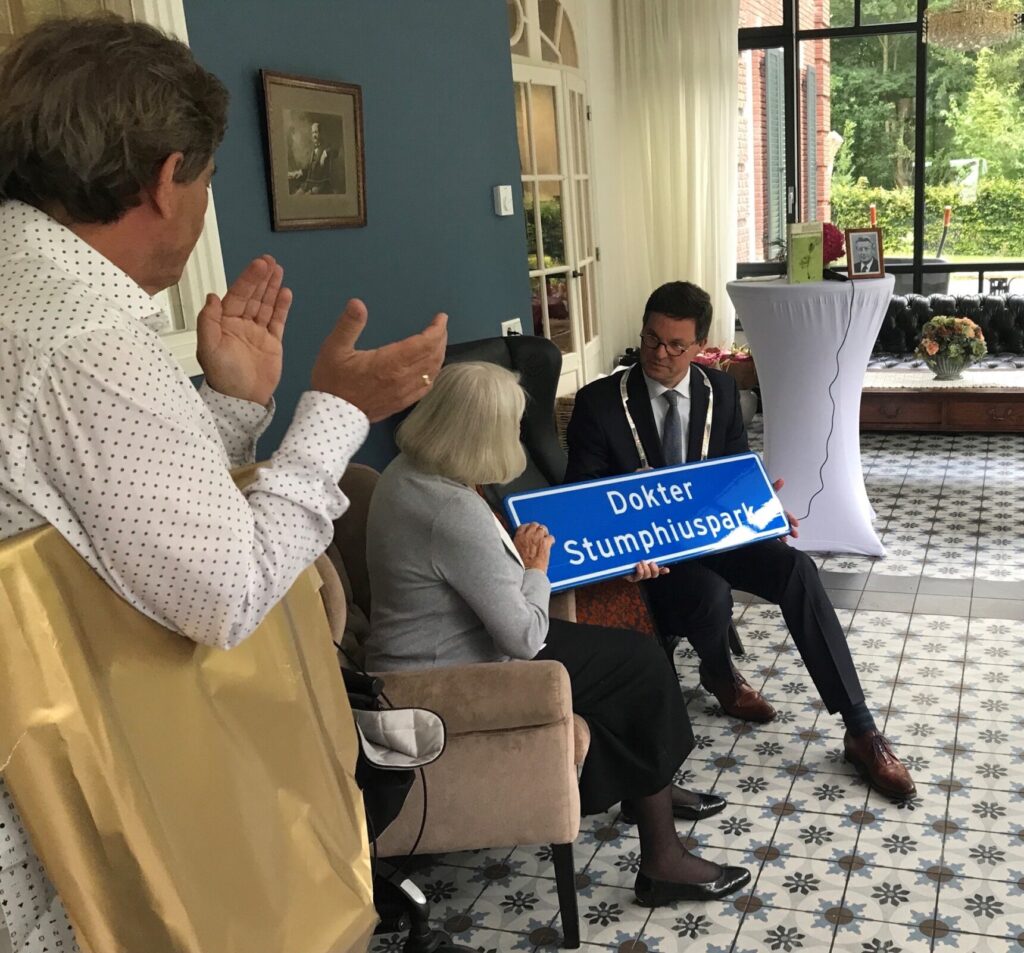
[870,293,1024,370]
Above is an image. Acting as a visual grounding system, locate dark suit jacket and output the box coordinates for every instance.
[565,364,748,483]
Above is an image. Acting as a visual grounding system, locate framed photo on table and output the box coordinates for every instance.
[845,227,885,279]
[261,70,366,230]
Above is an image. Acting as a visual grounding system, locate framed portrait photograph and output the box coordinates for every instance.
[261,70,366,230]
[845,227,885,279]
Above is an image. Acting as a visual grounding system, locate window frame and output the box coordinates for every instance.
[132,0,228,377]
[737,0,1024,294]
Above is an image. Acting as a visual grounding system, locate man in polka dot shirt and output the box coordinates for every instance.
[0,16,447,952]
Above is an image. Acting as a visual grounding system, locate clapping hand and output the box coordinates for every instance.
[311,298,448,422]
[196,255,291,406]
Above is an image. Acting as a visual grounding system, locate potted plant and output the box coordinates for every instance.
[693,345,757,390]
[693,346,758,423]
[915,316,987,380]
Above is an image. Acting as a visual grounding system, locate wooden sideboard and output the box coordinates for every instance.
[861,387,1024,432]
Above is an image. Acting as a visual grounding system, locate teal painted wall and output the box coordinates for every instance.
[183,0,530,466]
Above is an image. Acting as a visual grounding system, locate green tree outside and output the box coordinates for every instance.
[827,0,1024,259]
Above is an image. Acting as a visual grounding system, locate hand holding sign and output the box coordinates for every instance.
[772,478,800,539]
[627,561,670,582]
[514,522,555,572]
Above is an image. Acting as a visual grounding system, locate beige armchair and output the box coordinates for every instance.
[321,464,590,949]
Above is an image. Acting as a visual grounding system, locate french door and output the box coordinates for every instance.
[514,63,600,395]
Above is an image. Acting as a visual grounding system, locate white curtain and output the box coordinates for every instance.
[614,0,739,347]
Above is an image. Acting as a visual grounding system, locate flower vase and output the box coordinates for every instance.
[928,356,970,381]
[726,359,758,392]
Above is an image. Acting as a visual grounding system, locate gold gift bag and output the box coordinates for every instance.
[0,524,375,953]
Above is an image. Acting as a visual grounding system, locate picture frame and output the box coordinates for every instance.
[261,70,366,230]
[845,227,885,279]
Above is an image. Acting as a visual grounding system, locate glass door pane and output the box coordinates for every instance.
[537,180,567,268]
[531,84,561,175]
[798,0,853,30]
[737,47,789,264]
[861,0,918,25]
[153,285,185,332]
[566,78,599,365]
[740,0,784,28]
[515,82,532,174]
[924,37,1024,296]
[823,33,917,274]
[516,68,578,369]
[798,38,830,222]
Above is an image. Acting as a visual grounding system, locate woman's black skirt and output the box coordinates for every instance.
[534,618,694,815]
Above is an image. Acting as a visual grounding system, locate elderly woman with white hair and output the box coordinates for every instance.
[364,362,750,907]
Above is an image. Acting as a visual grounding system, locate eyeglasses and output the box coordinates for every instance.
[639,331,698,358]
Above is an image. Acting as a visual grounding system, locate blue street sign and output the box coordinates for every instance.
[503,452,790,593]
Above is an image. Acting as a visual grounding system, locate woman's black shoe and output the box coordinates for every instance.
[634,866,751,907]
[619,791,727,825]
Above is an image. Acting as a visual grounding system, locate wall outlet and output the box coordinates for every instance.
[501,318,523,337]
[493,184,514,216]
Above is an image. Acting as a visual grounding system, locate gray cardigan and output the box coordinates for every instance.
[363,454,551,671]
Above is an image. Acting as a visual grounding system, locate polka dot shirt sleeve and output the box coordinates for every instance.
[24,326,368,650]
[198,381,275,466]
[0,200,370,953]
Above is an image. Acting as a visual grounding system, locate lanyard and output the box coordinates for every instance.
[618,365,714,467]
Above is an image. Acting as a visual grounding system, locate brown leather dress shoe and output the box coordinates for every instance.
[699,664,777,723]
[844,730,916,799]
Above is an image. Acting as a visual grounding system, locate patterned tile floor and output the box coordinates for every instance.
[370,427,1024,953]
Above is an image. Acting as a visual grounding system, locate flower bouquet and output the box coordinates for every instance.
[915,316,987,381]
[693,345,757,391]
[823,223,845,265]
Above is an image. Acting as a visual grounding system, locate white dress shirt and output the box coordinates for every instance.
[644,367,691,460]
[0,200,369,951]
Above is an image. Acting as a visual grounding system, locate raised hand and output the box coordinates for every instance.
[311,298,448,422]
[196,255,291,406]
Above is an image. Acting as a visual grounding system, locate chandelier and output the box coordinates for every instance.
[925,0,1023,49]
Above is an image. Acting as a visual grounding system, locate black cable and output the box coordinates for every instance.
[336,642,431,887]
[385,766,429,887]
[365,791,379,881]
[795,279,857,522]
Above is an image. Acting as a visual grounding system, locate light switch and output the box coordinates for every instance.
[493,184,514,216]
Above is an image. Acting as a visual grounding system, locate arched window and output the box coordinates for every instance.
[538,0,578,67]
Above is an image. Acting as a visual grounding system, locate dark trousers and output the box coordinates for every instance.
[643,539,864,714]
[535,619,694,815]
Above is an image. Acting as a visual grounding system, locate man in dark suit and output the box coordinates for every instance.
[565,281,914,799]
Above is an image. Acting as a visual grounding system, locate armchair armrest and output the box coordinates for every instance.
[550,589,576,622]
[370,660,572,737]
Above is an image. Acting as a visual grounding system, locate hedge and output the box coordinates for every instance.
[830,178,1024,258]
